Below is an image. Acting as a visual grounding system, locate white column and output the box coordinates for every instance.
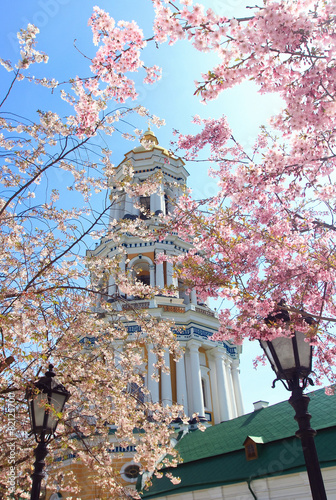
[161,349,172,406]
[166,261,173,287]
[147,346,159,403]
[109,190,122,222]
[150,188,164,214]
[188,341,204,419]
[232,359,244,416]
[176,350,189,415]
[208,353,220,424]
[108,274,117,299]
[184,349,193,412]
[149,264,155,287]
[124,193,138,216]
[225,359,237,418]
[114,343,123,370]
[119,259,126,297]
[190,288,197,305]
[125,262,133,301]
[119,259,126,273]
[213,348,230,422]
[155,252,165,289]
[166,255,178,288]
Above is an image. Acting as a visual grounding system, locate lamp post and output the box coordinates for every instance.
[260,304,327,500]
[26,364,70,500]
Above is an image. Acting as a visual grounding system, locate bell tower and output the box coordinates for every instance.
[88,130,244,425]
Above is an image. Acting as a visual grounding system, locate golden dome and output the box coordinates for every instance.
[141,127,159,146]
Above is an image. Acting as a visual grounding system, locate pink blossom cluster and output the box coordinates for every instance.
[176,116,232,158]
[152,0,227,50]
[151,0,336,146]
[17,24,49,70]
[71,7,164,136]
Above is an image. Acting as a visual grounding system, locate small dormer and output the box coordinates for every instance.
[253,400,269,411]
[243,436,264,461]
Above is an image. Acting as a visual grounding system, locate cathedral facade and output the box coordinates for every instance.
[89,129,244,429]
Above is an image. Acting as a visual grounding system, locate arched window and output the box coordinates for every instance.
[133,262,150,287]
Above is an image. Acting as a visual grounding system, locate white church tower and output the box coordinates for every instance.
[88,129,244,425]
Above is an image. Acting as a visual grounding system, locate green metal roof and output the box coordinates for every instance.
[139,389,336,498]
[176,389,336,464]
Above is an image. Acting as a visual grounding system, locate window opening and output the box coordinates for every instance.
[164,193,169,215]
[140,196,150,219]
[124,464,140,479]
[201,378,207,408]
[133,262,150,290]
[128,381,145,404]
[137,274,150,286]
[247,444,256,458]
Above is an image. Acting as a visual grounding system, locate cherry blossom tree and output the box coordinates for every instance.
[0,22,182,499]
[2,0,336,497]
[150,0,336,388]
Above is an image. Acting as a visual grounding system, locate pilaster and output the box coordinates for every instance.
[232,359,244,416]
[176,348,189,415]
[212,347,230,422]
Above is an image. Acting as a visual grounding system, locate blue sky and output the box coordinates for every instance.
[0,1,296,411]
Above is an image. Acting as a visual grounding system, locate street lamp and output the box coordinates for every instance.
[27,364,70,500]
[260,303,327,500]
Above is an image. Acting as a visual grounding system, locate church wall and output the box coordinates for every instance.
[127,252,155,261]
[46,447,139,499]
[75,132,243,498]
[143,467,336,500]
